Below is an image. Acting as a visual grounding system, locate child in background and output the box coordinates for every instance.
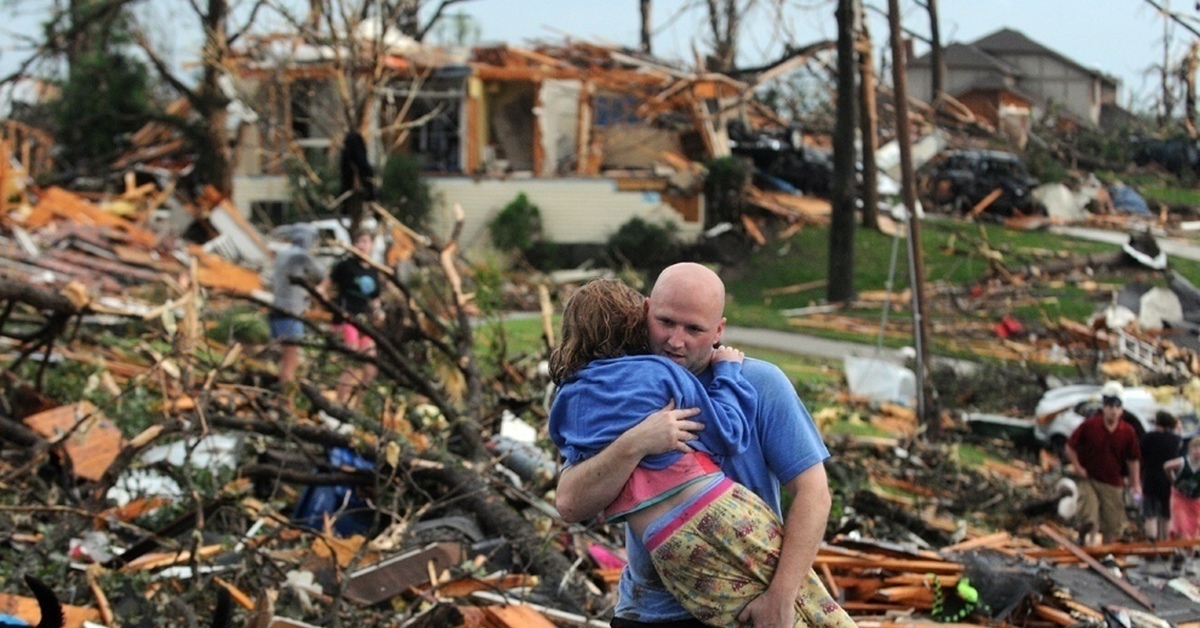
[549,278,852,627]
[1166,436,1200,539]
[1141,411,1182,540]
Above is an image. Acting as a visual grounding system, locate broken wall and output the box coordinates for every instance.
[538,79,581,176]
[486,83,536,173]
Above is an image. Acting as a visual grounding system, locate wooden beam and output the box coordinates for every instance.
[1037,524,1154,611]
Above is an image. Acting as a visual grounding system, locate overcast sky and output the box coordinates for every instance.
[0,1,1186,111]
[461,0,1187,109]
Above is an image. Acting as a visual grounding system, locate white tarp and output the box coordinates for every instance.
[844,355,916,405]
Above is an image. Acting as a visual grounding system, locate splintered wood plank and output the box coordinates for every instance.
[0,591,100,628]
[814,556,963,575]
[343,542,464,606]
[483,604,558,627]
[1033,603,1078,626]
[874,584,933,605]
[941,531,1011,553]
[29,186,158,247]
[120,544,225,571]
[433,575,539,598]
[189,246,264,294]
[23,401,124,482]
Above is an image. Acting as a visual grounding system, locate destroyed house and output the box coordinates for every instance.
[908,28,1121,135]
[227,39,770,253]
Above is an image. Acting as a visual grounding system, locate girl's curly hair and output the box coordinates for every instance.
[548,278,649,384]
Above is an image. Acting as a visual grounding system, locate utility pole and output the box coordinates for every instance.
[887,0,938,437]
[828,0,859,304]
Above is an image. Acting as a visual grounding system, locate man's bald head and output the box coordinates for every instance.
[645,263,727,373]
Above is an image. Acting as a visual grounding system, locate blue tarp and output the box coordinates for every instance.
[291,447,375,537]
[1109,182,1151,216]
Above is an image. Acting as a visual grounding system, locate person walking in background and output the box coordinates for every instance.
[268,224,326,389]
[1166,436,1200,539]
[1141,411,1182,541]
[1065,381,1142,546]
[322,229,384,406]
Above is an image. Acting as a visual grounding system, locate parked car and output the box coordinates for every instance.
[727,121,833,197]
[1033,384,1196,454]
[922,149,1039,217]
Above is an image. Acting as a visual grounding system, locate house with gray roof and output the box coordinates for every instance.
[908,28,1122,139]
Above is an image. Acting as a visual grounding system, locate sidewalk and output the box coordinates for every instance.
[722,326,907,364]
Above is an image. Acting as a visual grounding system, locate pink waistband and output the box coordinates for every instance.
[605,452,720,519]
[644,476,735,551]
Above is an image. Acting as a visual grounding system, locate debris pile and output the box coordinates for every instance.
[1,30,1200,628]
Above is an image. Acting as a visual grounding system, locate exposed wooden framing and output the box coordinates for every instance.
[576,80,593,175]
[465,76,482,174]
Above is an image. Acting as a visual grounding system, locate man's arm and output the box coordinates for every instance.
[1127,459,1142,497]
[737,463,831,628]
[555,403,702,523]
[1065,442,1087,478]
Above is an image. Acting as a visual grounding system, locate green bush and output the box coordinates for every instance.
[380,152,437,230]
[209,306,271,345]
[1023,143,1067,184]
[606,217,679,270]
[704,156,751,227]
[490,193,543,253]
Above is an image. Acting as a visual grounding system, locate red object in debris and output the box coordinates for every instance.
[994,315,1024,339]
[588,544,628,570]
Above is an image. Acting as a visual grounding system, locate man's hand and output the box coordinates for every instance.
[630,399,704,454]
[739,465,831,628]
[736,585,796,628]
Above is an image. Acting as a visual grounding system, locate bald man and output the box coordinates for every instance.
[556,263,834,628]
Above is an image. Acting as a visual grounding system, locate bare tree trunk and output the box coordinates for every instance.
[705,0,740,73]
[1186,42,1198,138]
[828,0,858,304]
[201,0,233,197]
[857,9,880,231]
[925,0,944,107]
[1162,0,1174,126]
[640,0,652,54]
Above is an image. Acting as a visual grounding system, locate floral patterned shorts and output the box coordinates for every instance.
[647,479,856,627]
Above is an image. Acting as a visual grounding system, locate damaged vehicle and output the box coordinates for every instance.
[922,149,1039,217]
[727,121,833,197]
[1033,384,1196,454]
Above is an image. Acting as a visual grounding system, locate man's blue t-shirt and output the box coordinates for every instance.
[613,357,830,622]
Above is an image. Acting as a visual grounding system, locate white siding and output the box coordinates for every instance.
[232,175,292,217]
[429,177,702,253]
[230,175,704,255]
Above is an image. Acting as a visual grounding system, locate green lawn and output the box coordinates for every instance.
[721,219,1200,360]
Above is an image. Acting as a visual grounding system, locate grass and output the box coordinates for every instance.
[721,219,1200,359]
[1118,171,1200,208]
[1140,184,1200,208]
